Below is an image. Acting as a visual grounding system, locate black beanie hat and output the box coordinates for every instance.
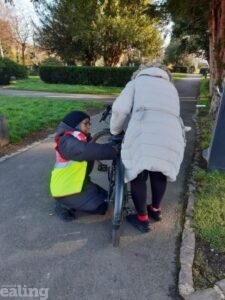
[62,111,90,129]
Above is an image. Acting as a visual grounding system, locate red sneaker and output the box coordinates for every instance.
[126,214,150,233]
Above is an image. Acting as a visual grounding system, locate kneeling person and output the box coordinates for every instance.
[50,111,117,221]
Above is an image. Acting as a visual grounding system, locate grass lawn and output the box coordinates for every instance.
[172,72,190,79]
[0,95,103,143]
[7,76,122,95]
[4,73,188,94]
[193,78,225,288]
[0,72,189,146]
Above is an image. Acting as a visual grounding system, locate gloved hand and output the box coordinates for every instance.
[111,131,124,145]
[112,143,121,155]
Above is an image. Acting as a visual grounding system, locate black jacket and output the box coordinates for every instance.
[55,121,117,162]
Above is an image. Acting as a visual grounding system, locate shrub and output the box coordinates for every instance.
[0,60,11,85]
[0,58,28,80]
[172,66,188,73]
[39,66,138,87]
[40,57,64,66]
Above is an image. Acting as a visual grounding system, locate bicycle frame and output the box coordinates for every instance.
[112,156,125,230]
[92,106,130,247]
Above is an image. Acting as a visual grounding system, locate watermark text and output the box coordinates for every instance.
[0,285,49,300]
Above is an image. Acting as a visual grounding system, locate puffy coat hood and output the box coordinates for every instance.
[136,67,171,81]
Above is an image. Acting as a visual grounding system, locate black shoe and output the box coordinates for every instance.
[54,203,76,222]
[126,214,150,233]
[147,205,162,221]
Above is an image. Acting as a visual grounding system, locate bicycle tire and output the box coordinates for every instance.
[92,130,115,202]
[93,130,126,247]
[112,227,121,247]
[112,156,126,247]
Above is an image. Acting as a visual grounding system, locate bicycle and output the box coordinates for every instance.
[91,105,131,247]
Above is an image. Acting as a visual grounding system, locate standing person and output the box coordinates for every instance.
[110,63,188,233]
[50,110,118,221]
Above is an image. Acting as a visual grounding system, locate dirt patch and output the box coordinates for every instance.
[0,107,102,158]
[193,237,225,289]
[0,128,54,157]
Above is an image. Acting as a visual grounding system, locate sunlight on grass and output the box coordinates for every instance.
[172,73,189,80]
[195,170,225,252]
[194,78,225,253]
[6,74,188,95]
[8,77,121,95]
[0,95,103,143]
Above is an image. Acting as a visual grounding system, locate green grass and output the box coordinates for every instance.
[198,114,213,150]
[0,72,189,145]
[4,73,187,94]
[194,78,225,252]
[7,76,122,95]
[172,73,189,80]
[195,169,225,252]
[193,77,225,288]
[0,95,103,143]
[196,78,213,149]
[198,77,211,105]
[200,77,210,98]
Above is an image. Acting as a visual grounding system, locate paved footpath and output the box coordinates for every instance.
[0,76,199,300]
[0,88,115,103]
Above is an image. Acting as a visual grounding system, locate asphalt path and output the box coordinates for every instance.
[0,88,115,103]
[0,75,200,300]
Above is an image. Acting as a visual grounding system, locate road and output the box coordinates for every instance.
[0,75,200,300]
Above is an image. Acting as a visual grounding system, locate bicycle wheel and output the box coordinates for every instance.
[92,130,115,202]
[91,130,112,171]
[112,156,127,247]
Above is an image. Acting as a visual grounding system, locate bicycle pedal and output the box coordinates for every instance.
[98,164,108,172]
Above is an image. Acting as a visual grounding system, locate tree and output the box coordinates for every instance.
[147,0,225,114]
[164,38,184,65]
[35,0,162,66]
[95,0,162,66]
[35,0,101,65]
[0,0,14,58]
[10,14,32,65]
[164,38,196,71]
[0,19,13,58]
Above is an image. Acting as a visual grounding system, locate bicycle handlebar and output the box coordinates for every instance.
[99,105,112,122]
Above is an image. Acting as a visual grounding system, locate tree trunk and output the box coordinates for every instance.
[209,0,225,116]
[0,39,4,58]
[0,115,9,146]
[21,43,26,65]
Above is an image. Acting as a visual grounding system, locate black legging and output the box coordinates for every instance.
[130,170,167,215]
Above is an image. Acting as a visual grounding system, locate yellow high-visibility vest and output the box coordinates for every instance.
[50,131,88,197]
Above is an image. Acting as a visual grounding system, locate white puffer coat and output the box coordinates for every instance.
[110,67,186,183]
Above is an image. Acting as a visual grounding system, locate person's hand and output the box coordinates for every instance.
[112,143,121,155]
[111,131,124,144]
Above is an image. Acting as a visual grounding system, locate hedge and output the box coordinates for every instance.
[0,58,28,85]
[0,61,11,85]
[39,66,138,87]
[172,66,188,73]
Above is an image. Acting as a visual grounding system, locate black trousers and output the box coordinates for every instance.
[55,182,108,212]
[130,170,167,215]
